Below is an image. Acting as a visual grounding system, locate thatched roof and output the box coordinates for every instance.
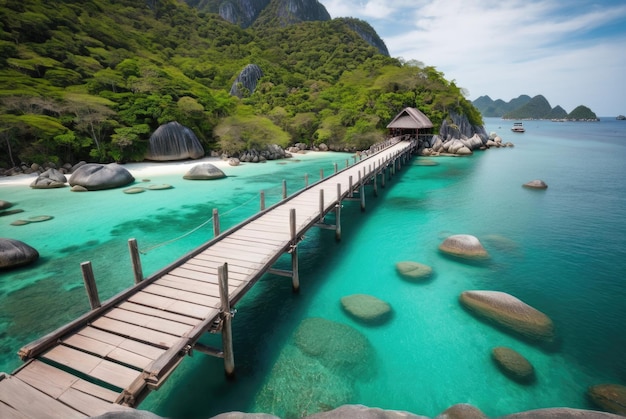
[386,107,433,129]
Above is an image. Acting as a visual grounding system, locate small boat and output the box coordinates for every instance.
[511,122,525,133]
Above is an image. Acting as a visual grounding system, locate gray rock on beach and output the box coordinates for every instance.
[69,163,135,191]
[439,235,489,259]
[183,163,226,180]
[30,168,67,189]
[0,238,39,269]
[459,290,555,342]
[145,121,204,161]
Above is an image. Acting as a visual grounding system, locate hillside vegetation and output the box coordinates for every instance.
[0,0,482,168]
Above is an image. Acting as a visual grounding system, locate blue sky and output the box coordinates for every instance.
[320,0,626,116]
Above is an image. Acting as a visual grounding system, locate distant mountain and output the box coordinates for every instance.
[183,0,389,55]
[473,95,598,121]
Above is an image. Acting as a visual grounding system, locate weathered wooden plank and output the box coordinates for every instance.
[71,378,120,403]
[90,317,180,349]
[158,276,227,297]
[115,301,199,326]
[201,247,270,264]
[12,360,78,399]
[142,284,221,308]
[182,259,253,278]
[193,253,262,271]
[58,387,131,417]
[128,292,213,319]
[104,307,194,337]
[0,374,84,418]
[0,401,28,419]
[42,345,139,390]
[168,266,246,284]
[63,333,158,370]
[229,231,287,245]
[220,236,284,251]
[212,240,277,256]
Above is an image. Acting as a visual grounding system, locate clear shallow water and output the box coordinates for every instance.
[1,118,626,418]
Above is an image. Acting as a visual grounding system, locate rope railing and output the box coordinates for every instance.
[139,182,285,254]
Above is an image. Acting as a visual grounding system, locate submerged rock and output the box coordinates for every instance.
[523,179,548,189]
[307,404,427,419]
[459,291,555,342]
[491,346,535,383]
[497,408,623,418]
[69,163,135,191]
[123,187,145,194]
[294,317,376,380]
[395,261,433,281]
[0,200,13,210]
[439,235,489,259]
[145,121,204,161]
[340,294,392,325]
[183,163,226,180]
[0,238,39,269]
[588,384,626,416]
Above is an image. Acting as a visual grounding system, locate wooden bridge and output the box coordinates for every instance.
[0,139,417,418]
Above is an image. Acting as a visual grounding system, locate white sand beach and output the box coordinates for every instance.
[0,151,336,188]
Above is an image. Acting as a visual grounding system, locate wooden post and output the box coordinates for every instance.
[128,238,143,284]
[349,175,353,198]
[352,155,357,164]
[289,208,299,292]
[334,162,338,174]
[304,173,309,188]
[213,208,220,237]
[382,169,386,188]
[81,261,100,310]
[335,183,342,241]
[360,183,365,212]
[373,171,378,197]
[345,159,349,168]
[320,168,324,180]
[319,188,324,223]
[218,263,235,377]
[260,191,265,211]
[282,180,287,199]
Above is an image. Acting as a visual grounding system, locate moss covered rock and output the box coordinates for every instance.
[491,346,535,383]
[439,235,489,259]
[340,294,392,325]
[395,261,433,281]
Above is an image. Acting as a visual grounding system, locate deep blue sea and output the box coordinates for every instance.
[1,117,625,418]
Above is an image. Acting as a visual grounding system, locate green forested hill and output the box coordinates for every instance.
[0,0,481,168]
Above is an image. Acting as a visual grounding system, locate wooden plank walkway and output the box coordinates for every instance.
[0,139,417,417]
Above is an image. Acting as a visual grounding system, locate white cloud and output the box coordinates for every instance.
[319,0,626,115]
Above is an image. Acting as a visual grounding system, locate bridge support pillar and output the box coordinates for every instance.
[218,263,235,378]
[289,208,300,293]
[335,183,342,241]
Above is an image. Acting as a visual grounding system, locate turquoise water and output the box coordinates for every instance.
[1,118,626,417]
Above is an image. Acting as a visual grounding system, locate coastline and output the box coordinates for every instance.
[0,152,333,188]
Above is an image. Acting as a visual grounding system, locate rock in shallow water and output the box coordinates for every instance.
[341,294,392,325]
[459,290,555,342]
[523,179,548,189]
[0,238,39,269]
[491,346,535,383]
[439,234,489,259]
[396,261,433,281]
[588,384,626,416]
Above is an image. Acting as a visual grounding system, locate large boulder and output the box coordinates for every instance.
[30,168,67,189]
[459,291,555,342]
[439,235,489,259]
[183,163,226,180]
[0,238,39,269]
[69,163,134,191]
[395,261,433,281]
[0,200,14,210]
[306,405,427,419]
[588,384,626,416]
[145,121,204,161]
[340,294,392,325]
[491,346,535,383]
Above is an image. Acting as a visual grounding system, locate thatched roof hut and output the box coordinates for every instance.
[386,107,433,137]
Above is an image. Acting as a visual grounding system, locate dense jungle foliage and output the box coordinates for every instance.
[0,0,483,167]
